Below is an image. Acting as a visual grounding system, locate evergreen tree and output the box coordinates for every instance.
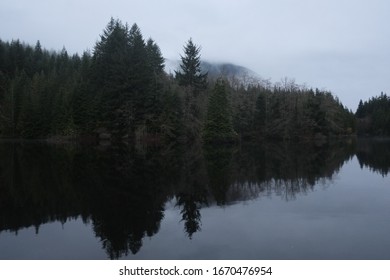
[128,23,154,136]
[203,79,236,143]
[146,38,165,76]
[254,91,267,137]
[175,39,208,141]
[91,18,134,138]
[32,41,43,73]
[144,38,166,134]
[89,19,166,140]
[356,93,390,136]
[128,23,150,92]
[160,84,183,141]
[356,100,365,118]
[175,38,207,93]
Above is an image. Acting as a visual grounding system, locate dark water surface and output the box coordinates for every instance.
[0,139,389,259]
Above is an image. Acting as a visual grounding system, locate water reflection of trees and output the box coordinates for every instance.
[1,138,386,259]
[175,142,209,239]
[356,139,390,176]
[229,140,356,201]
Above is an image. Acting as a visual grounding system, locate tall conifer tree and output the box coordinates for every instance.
[175,38,207,93]
[175,39,208,141]
[203,79,236,143]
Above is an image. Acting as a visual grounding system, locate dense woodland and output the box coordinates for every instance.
[0,18,386,143]
[355,93,390,136]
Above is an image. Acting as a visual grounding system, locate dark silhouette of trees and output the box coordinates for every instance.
[355,93,390,136]
[203,79,236,143]
[0,18,360,142]
[356,139,390,176]
[174,38,208,141]
[175,38,207,92]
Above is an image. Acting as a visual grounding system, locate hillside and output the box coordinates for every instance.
[165,59,261,86]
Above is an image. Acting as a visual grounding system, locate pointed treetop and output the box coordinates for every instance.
[34,40,42,52]
[175,38,207,91]
[146,38,165,74]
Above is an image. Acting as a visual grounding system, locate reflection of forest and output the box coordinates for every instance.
[0,138,387,258]
[356,139,390,176]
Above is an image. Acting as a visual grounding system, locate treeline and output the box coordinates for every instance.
[0,19,177,140]
[355,93,390,136]
[231,83,355,140]
[0,18,356,142]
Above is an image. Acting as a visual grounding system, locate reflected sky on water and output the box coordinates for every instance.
[0,139,389,259]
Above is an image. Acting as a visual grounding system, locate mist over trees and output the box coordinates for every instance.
[0,18,374,143]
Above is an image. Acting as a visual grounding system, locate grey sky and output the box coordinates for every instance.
[1,0,389,110]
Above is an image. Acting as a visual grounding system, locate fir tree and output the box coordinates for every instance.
[144,38,165,133]
[92,18,134,138]
[356,100,365,118]
[203,79,236,143]
[254,92,267,137]
[175,39,208,141]
[175,38,207,93]
[128,23,152,126]
[356,93,390,136]
[146,38,165,76]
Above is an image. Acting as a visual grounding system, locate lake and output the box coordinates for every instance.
[0,139,389,259]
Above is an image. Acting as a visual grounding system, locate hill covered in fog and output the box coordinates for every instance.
[165,59,262,86]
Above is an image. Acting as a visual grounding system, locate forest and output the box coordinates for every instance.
[355,93,390,136]
[0,18,386,143]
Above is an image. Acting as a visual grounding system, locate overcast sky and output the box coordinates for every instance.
[1,0,389,110]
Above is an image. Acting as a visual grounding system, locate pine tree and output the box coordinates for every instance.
[175,38,207,93]
[356,100,365,118]
[90,19,166,140]
[203,79,236,143]
[32,41,43,73]
[144,38,165,133]
[355,93,390,136]
[254,92,267,137]
[93,18,132,90]
[160,85,183,141]
[175,39,208,141]
[146,38,165,76]
[92,18,134,138]
[128,23,150,91]
[128,23,152,126]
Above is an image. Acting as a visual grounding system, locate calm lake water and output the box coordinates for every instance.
[0,139,389,259]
